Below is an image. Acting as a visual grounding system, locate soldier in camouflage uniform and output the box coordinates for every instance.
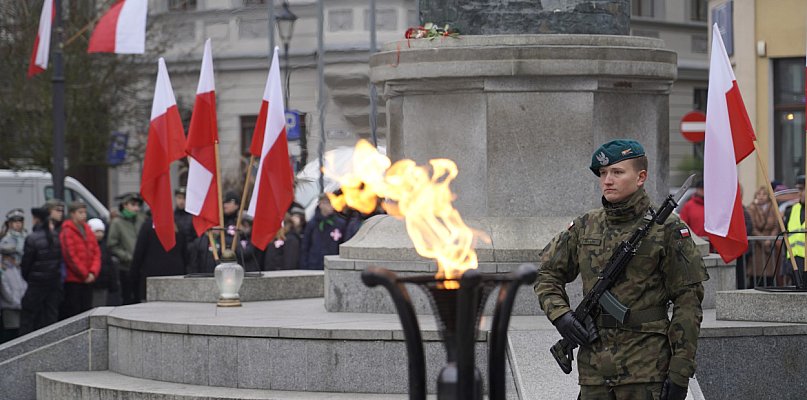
[534,139,708,400]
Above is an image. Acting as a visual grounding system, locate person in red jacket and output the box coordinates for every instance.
[680,179,706,237]
[59,201,101,319]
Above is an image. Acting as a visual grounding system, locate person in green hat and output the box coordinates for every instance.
[534,139,708,400]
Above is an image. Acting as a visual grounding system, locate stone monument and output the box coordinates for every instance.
[418,0,630,35]
[326,0,677,314]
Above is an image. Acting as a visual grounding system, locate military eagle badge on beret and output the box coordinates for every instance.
[596,152,609,166]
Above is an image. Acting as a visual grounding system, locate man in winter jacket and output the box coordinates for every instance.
[59,202,101,318]
[301,195,346,270]
[19,200,65,335]
[107,193,146,304]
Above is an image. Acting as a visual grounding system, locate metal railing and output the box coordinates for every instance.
[735,233,806,289]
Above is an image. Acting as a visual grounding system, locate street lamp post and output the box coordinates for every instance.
[275,1,297,108]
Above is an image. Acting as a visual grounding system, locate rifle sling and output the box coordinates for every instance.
[597,306,668,328]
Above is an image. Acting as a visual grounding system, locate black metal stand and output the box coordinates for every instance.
[362,264,537,400]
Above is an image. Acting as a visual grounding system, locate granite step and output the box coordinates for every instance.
[36,371,419,400]
[146,270,324,303]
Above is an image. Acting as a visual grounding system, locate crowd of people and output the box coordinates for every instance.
[0,187,380,343]
[679,175,806,289]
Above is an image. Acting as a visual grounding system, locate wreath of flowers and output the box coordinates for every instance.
[404,22,460,40]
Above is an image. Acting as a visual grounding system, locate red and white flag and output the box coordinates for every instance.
[704,24,756,263]
[247,47,295,250]
[27,0,54,78]
[87,0,148,54]
[140,58,186,251]
[185,39,221,236]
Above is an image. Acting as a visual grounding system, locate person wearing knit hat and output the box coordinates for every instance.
[536,139,708,400]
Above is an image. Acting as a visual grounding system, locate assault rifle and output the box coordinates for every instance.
[550,174,696,374]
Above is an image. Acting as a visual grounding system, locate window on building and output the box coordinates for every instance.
[693,88,708,112]
[632,0,654,17]
[773,58,807,186]
[690,0,708,22]
[241,115,258,157]
[169,0,197,11]
[328,9,354,32]
[364,9,398,31]
[239,18,269,38]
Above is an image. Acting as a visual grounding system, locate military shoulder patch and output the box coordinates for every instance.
[679,227,690,238]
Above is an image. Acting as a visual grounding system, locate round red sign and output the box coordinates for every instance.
[680,111,706,143]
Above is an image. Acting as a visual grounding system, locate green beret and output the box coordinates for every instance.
[589,139,645,176]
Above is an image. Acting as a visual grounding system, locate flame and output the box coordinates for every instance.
[326,140,489,289]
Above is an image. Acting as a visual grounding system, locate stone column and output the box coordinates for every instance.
[323,35,676,315]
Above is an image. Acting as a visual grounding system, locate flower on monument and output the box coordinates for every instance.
[404,22,460,40]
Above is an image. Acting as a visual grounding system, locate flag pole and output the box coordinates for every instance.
[752,141,801,276]
[232,155,256,253]
[207,230,220,261]
[215,140,227,255]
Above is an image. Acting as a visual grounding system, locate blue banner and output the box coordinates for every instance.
[107,131,128,165]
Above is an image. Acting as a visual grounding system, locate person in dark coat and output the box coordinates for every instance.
[300,195,346,270]
[19,201,65,335]
[130,217,189,302]
[235,214,264,271]
[173,187,196,252]
[187,230,252,274]
[263,213,300,270]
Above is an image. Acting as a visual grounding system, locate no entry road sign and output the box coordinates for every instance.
[680,110,706,143]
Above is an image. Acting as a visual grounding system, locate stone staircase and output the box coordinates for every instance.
[324,64,386,139]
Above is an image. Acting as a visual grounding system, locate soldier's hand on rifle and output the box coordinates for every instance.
[553,312,591,346]
[660,377,687,400]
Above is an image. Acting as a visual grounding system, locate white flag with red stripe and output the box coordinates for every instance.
[140,58,186,250]
[185,39,221,236]
[247,47,295,250]
[87,0,148,54]
[27,0,54,78]
[704,24,756,263]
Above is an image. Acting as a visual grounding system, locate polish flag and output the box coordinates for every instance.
[247,47,294,250]
[704,24,756,263]
[185,39,220,236]
[87,0,148,54]
[140,58,186,251]
[27,0,54,78]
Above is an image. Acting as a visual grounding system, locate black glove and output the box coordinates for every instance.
[660,377,687,400]
[553,312,590,346]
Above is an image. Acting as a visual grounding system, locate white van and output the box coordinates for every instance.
[0,170,110,231]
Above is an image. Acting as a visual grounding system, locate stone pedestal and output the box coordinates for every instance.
[326,35,677,314]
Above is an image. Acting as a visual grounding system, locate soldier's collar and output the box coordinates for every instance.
[602,188,650,223]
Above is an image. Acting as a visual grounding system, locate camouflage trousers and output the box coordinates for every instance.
[579,382,663,400]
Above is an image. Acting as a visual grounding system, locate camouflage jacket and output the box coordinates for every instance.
[534,189,708,387]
